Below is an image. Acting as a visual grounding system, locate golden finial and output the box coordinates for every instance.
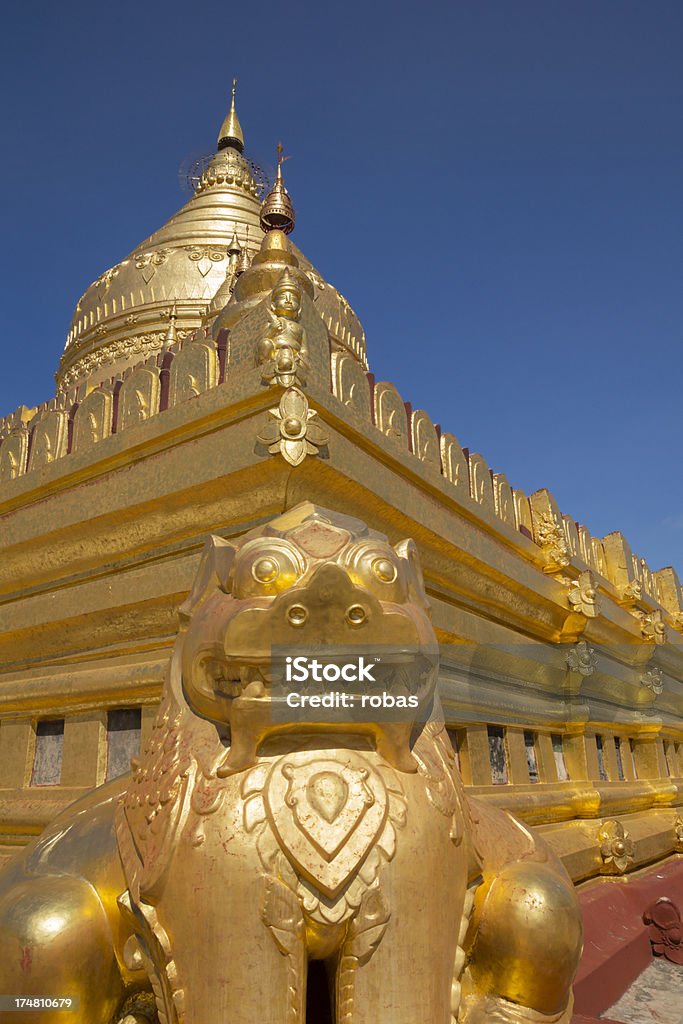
[235,226,251,275]
[260,142,295,235]
[217,78,244,153]
[162,302,178,349]
[227,225,242,257]
[276,143,286,178]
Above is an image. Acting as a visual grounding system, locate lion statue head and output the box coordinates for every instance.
[174,502,439,774]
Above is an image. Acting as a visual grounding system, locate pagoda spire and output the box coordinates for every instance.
[217,79,244,153]
[227,225,242,257]
[259,143,295,235]
[162,302,178,349]
[235,226,251,275]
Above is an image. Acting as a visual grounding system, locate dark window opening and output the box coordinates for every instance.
[106,708,142,781]
[614,737,626,780]
[487,725,508,785]
[446,728,461,769]
[524,730,539,783]
[595,734,608,781]
[664,742,674,777]
[552,734,569,781]
[31,719,65,786]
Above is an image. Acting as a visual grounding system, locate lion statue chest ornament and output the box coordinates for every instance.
[0,505,582,1024]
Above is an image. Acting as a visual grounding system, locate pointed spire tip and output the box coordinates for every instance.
[217,77,244,153]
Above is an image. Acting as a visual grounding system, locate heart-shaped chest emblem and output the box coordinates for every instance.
[264,752,388,898]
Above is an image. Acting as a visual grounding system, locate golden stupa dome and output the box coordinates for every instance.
[56,86,367,391]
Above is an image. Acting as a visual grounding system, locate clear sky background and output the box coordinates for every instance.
[1,2,681,573]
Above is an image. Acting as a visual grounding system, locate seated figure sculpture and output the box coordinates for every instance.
[0,504,582,1024]
[256,269,309,388]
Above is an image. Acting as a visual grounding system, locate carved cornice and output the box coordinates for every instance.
[58,333,166,392]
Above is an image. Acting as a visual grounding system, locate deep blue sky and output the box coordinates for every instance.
[1,2,681,574]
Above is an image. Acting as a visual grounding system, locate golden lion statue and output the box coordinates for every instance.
[0,504,582,1024]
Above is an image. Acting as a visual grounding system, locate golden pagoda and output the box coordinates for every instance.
[56,83,364,394]
[0,86,682,1022]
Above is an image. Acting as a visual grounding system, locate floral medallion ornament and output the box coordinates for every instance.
[621,578,643,606]
[643,897,683,965]
[640,609,668,645]
[566,640,597,677]
[598,819,634,875]
[567,571,600,618]
[257,387,327,467]
[640,666,664,695]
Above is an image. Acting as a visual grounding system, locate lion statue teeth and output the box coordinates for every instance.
[0,503,582,1024]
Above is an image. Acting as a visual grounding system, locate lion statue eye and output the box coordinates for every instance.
[232,539,306,598]
[372,558,397,583]
[252,557,280,584]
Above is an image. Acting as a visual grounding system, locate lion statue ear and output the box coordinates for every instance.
[394,538,430,615]
[179,536,236,624]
